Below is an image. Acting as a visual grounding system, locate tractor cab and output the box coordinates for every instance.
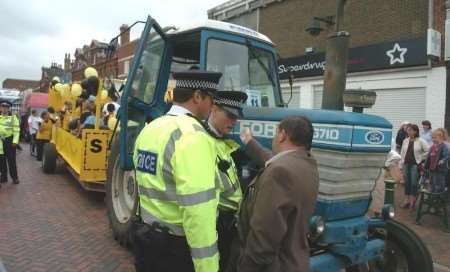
[119,16,282,169]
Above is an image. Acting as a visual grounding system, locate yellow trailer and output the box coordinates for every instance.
[42,72,112,192]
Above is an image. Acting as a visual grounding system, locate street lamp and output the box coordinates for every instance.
[306,0,349,111]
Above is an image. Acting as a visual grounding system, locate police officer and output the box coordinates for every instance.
[205,91,248,271]
[0,127,4,189]
[132,70,222,272]
[0,101,20,184]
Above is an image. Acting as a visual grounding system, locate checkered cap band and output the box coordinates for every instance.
[214,97,244,108]
[176,79,218,90]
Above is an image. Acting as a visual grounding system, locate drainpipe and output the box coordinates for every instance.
[445,1,450,131]
[428,0,434,67]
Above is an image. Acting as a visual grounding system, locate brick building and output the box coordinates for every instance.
[209,0,448,131]
[65,24,138,83]
[2,79,40,91]
[68,39,118,82]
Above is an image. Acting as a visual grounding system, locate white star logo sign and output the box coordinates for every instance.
[386,43,408,65]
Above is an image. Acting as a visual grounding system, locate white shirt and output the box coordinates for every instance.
[28,115,42,135]
[265,149,296,167]
[102,102,120,115]
[166,105,192,116]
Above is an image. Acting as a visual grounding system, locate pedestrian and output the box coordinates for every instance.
[400,124,429,209]
[395,121,409,153]
[205,91,248,272]
[420,120,432,145]
[131,70,222,272]
[27,109,41,156]
[36,111,52,161]
[0,101,20,184]
[0,128,4,189]
[423,128,449,193]
[232,116,319,272]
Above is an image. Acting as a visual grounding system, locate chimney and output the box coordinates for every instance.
[64,53,72,72]
[120,24,130,46]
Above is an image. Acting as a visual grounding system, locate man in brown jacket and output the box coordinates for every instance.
[236,116,319,272]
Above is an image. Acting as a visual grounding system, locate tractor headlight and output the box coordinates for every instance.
[309,216,325,236]
[382,204,395,220]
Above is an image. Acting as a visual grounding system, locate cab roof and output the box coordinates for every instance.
[166,20,273,45]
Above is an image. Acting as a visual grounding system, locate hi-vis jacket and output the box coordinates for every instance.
[133,113,220,272]
[0,114,20,145]
[216,139,242,212]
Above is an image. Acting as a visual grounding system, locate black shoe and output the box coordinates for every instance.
[0,179,7,183]
[13,179,19,184]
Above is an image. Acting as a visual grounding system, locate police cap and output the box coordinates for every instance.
[214,91,248,118]
[0,100,12,108]
[172,70,222,95]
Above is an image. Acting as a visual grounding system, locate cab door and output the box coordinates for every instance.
[119,15,171,170]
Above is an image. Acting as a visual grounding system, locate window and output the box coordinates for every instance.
[129,29,165,104]
[206,39,280,107]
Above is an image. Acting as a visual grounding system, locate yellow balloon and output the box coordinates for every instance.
[52,76,61,83]
[71,83,82,97]
[54,83,63,93]
[100,90,108,100]
[61,84,71,98]
[84,67,98,78]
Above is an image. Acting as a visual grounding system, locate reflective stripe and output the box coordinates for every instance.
[140,185,217,206]
[177,188,216,206]
[139,185,176,201]
[215,173,221,189]
[219,171,233,193]
[140,207,185,236]
[162,128,182,195]
[219,197,239,210]
[191,241,218,259]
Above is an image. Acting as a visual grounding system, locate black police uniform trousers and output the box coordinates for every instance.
[217,209,238,272]
[0,136,18,182]
[131,217,195,272]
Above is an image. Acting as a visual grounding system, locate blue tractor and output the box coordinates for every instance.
[105,15,433,271]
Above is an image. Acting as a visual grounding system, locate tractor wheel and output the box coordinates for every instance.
[106,138,138,248]
[363,219,433,272]
[42,143,57,174]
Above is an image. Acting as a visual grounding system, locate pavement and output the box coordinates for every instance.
[0,144,449,271]
[394,184,450,271]
[0,146,134,272]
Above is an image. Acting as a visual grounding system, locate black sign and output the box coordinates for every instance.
[278,36,427,80]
